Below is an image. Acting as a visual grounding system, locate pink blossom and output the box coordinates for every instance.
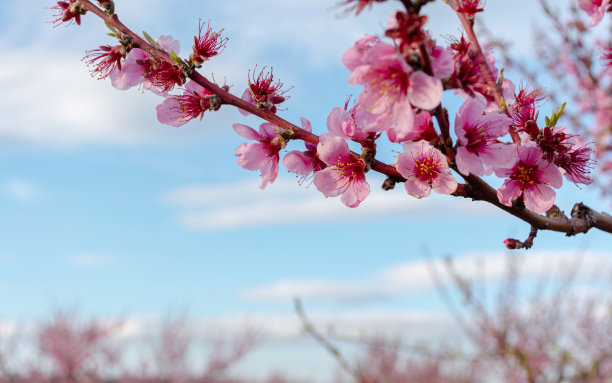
[239,67,290,116]
[49,0,86,27]
[156,81,220,127]
[337,0,385,15]
[537,126,594,185]
[506,82,545,136]
[384,10,429,57]
[455,0,484,18]
[83,44,126,79]
[577,0,611,26]
[189,19,228,67]
[313,134,369,207]
[396,140,458,198]
[109,35,181,92]
[282,118,325,177]
[454,95,515,176]
[387,110,437,143]
[342,37,443,139]
[233,123,287,189]
[326,100,386,141]
[495,144,563,213]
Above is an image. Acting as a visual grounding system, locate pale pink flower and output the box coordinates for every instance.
[455,95,515,176]
[313,134,369,207]
[326,100,387,141]
[109,35,180,92]
[156,81,219,127]
[233,123,286,189]
[387,110,437,143]
[396,140,458,198]
[495,144,563,213]
[282,118,325,177]
[577,0,611,26]
[343,37,443,139]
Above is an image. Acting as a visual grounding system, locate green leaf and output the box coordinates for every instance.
[546,102,566,127]
[169,48,181,65]
[142,31,157,47]
[104,22,117,34]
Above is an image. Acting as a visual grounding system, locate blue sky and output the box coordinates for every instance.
[1,0,611,380]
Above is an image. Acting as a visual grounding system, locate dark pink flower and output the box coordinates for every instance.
[337,0,386,15]
[189,20,228,67]
[156,81,221,127]
[506,83,546,136]
[537,126,594,185]
[384,9,428,57]
[83,44,126,79]
[449,36,501,102]
[239,67,290,115]
[343,37,442,139]
[233,123,286,189]
[396,140,458,198]
[326,99,387,142]
[282,118,325,178]
[455,0,484,18]
[386,110,437,143]
[495,144,563,213]
[49,0,86,27]
[455,95,515,176]
[143,59,184,93]
[109,35,180,92]
[578,0,611,26]
[313,134,369,207]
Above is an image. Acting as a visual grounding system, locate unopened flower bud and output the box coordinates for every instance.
[503,238,523,250]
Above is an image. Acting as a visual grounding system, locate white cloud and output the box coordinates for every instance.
[3,179,39,203]
[241,249,612,303]
[163,178,498,230]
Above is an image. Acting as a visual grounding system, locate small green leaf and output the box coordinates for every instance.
[142,31,157,47]
[104,22,117,34]
[169,48,181,65]
[106,32,117,38]
[546,102,566,127]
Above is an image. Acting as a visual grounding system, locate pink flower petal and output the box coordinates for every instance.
[341,178,370,207]
[156,97,189,127]
[404,179,430,199]
[432,171,458,195]
[456,146,484,176]
[317,134,350,164]
[313,168,347,198]
[235,142,268,171]
[282,151,313,175]
[524,185,556,213]
[408,71,443,110]
[497,179,522,207]
[232,123,263,141]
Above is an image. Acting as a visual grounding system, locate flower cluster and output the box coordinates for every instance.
[53,0,601,234]
[228,3,594,214]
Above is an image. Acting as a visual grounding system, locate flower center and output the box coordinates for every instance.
[510,161,538,190]
[412,155,441,184]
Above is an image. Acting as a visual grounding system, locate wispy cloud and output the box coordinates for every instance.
[69,253,116,267]
[3,179,39,203]
[241,249,612,303]
[163,178,498,231]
